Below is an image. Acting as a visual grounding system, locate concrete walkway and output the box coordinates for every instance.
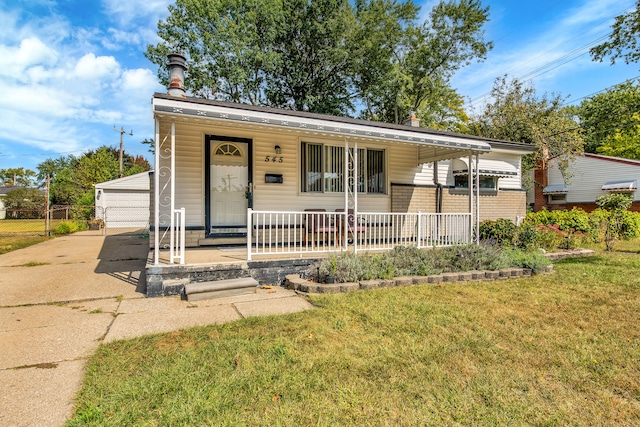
[0,232,313,427]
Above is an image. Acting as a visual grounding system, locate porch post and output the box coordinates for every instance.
[475,153,480,244]
[353,141,358,253]
[468,153,473,243]
[169,120,176,264]
[344,140,349,251]
[154,117,160,265]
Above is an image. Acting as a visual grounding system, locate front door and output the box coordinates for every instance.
[207,136,251,237]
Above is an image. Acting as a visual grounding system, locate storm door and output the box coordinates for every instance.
[205,136,252,237]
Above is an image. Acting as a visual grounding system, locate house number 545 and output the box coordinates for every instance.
[265,156,283,163]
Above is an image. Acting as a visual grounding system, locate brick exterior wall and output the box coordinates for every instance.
[391,184,527,223]
[533,164,547,212]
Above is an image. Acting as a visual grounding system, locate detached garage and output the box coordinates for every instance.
[95,172,151,228]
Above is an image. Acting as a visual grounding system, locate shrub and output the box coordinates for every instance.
[53,221,79,235]
[478,219,518,246]
[501,248,551,274]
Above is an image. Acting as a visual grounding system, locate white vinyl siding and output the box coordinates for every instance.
[547,155,640,202]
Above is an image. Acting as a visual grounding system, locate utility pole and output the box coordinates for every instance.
[113,126,133,178]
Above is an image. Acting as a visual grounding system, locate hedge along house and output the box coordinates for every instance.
[148,54,535,296]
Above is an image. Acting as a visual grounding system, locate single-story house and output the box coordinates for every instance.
[531,153,640,212]
[94,172,151,228]
[151,53,536,268]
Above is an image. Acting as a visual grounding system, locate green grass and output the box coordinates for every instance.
[68,245,640,426]
[0,235,52,254]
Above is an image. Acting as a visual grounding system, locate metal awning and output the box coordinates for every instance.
[451,158,518,177]
[602,180,637,192]
[543,184,569,194]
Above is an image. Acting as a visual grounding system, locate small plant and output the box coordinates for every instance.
[596,193,633,251]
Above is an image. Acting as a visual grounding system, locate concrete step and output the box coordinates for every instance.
[184,277,258,301]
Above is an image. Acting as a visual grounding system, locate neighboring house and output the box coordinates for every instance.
[151,54,536,267]
[0,186,22,219]
[531,153,640,212]
[94,172,151,228]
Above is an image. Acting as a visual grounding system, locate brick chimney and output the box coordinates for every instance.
[404,111,420,127]
[167,53,187,97]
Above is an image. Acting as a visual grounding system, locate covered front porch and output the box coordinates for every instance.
[146,92,503,296]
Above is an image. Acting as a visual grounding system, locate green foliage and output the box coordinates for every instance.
[478,218,517,246]
[575,80,640,155]
[590,0,640,66]
[596,193,633,251]
[53,221,82,235]
[3,188,46,218]
[0,167,37,187]
[525,208,595,235]
[147,0,492,129]
[359,0,493,128]
[37,145,150,206]
[500,248,551,274]
[469,76,584,183]
[316,243,546,283]
[522,206,640,251]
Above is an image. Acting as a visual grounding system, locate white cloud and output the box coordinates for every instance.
[122,68,158,92]
[0,108,82,153]
[102,0,172,26]
[74,53,120,80]
[452,0,638,107]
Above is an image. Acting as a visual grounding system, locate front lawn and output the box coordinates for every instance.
[68,245,640,426]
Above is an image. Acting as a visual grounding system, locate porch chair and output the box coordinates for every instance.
[335,208,367,244]
[304,209,336,247]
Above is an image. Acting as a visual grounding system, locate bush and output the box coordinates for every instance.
[478,219,517,246]
[501,248,551,274]
[53,220,87,235]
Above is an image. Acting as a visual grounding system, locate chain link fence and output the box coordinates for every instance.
[0,205,149,237]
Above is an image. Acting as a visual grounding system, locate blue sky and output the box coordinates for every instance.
[0,0,638,175]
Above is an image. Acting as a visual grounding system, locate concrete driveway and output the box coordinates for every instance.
[0,231,313,427]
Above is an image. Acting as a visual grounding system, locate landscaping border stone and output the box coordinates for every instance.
[284,249,589,295]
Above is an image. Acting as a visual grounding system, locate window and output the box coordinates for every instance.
[301,143,385,194]
[215,143,242,156]
[454,175,497,190]
[548,194,567,204]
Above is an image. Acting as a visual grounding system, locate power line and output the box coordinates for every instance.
[466,5,636,108]
[562,75,640,106]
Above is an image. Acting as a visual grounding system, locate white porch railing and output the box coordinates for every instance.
[170,207,186,264]
[247,209,471,260]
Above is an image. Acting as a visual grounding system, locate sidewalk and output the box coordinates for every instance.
[0,232,313,427]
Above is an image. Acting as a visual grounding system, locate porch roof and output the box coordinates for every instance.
[153,93,497,162]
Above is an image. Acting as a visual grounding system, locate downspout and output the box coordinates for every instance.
[433,161,442,214]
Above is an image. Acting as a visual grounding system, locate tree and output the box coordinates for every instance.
[0,167,37,187]
[146,0,492,127]
[358,0,492,126]
[3,188,45,219]
[146,0,354,114]
[469,76,584,182]
[37,146,151,206]
[590,0,640,66]
[574,80,640,157]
